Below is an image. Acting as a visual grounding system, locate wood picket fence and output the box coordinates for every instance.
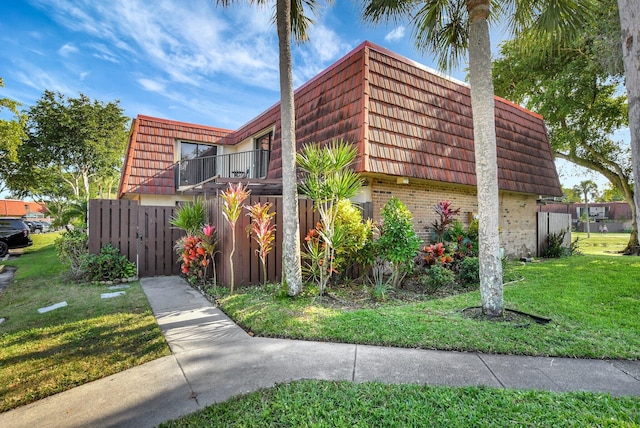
[88,198,373,285]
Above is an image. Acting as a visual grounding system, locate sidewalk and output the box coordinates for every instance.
[2,276,639,428]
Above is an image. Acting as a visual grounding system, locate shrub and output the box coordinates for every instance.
[432,200,460,241]
[421,265,455,292]
[175,224,218,287]
[544,229,570,258]
[170,198,207,236]
[334,199,371,276]
[83,244,136,282]
[55,229,88,279]
[457,257,480,285]
[377,197,421,287]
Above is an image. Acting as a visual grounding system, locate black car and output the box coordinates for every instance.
[0,217,33,257]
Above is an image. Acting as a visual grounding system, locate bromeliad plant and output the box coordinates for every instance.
[297,140,363,295]
[245,201,276,286]
[220,182,250,294]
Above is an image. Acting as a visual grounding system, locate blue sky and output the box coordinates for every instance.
[0,0,612,192]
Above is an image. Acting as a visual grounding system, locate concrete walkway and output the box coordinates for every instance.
[2,276,640,428]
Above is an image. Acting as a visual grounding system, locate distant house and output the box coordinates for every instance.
[0,199,47,219]
[541,201,633,232]
[119,41,561,257]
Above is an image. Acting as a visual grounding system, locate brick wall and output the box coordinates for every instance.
[369,176,538,257]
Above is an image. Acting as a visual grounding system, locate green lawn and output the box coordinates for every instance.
[0,233,171,412]
[573,232,631,255]
[165,251,640,427]
[215,255,640,359]
[160,380,640,427]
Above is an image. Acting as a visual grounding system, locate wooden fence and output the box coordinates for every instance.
[537,212,572,256]
[88,198,373,285]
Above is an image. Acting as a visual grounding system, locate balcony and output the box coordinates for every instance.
[176,149,270,188]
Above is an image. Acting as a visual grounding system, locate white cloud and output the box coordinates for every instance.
[80,71,90,80]
[58,43,78,57]
[138,78,166,93]
[385,26,406,42]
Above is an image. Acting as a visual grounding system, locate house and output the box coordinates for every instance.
[0,199,47,219]
[119,41,562,258]
[541,201,633,232]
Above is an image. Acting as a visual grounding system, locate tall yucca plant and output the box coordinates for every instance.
[297,139,363,295]
[220,182,250,293]
[246,202,277,286]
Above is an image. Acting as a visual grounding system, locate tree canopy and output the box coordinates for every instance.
[492,0,638,252]
[8,91,129,201]
[0,78,27,194]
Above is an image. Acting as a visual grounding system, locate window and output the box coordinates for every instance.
[180,142,216,161]
[178,142,217,187]
[253,130,272,178]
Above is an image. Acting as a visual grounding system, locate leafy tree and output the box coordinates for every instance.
[360,0,592,317]
[0,78,26,193]
[617,0,640,254]
[492,0,638,253]
[562,187,582,204]
[11,91,128,201]
[599,183,625,202]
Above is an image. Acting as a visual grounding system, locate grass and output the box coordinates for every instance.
[0,233,171,412]
[573,231,631,255]
[166,251,640,427]
[214,255,640,359]
[160,380,640,427]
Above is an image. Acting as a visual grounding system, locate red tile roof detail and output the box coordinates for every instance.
[119,115,233,197]
[0,200,46,217]
[363,45,561,196]
[120,41,561,199]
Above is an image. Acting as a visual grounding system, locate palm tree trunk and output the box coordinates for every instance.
[276,0,303,294]
[618,0,640,255]
[467,0,503,317]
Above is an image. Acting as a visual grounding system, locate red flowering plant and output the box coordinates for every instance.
[245,201,276,286]
[424,242,453,267]
[175,224,217,287]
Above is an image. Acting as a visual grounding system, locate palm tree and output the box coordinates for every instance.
[574,180,598,238]
[617,0,640,254]
[215,0,322,295]
[361,0,592,317]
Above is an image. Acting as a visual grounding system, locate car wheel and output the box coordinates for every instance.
[0,241,8,257]
[34,229,41,234]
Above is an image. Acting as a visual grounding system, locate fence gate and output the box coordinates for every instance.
[537,212,572,257]
[88,199,184,277]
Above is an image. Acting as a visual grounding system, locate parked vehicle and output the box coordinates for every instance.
[0,217,33,257]
[24,220,44,234]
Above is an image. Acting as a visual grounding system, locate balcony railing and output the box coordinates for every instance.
[176,149,270,188]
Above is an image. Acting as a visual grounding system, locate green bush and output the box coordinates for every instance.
[377,197,421,287]
[457,257,479,285]
[83,244,137,282]
[334,199,372,275]
[421,265,455,292]
[543,229,571,258]
[55,229,88,278]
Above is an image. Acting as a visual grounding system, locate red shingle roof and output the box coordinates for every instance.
[119,41,562,198]
[118,115,233,197]
[0,200,46,217]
